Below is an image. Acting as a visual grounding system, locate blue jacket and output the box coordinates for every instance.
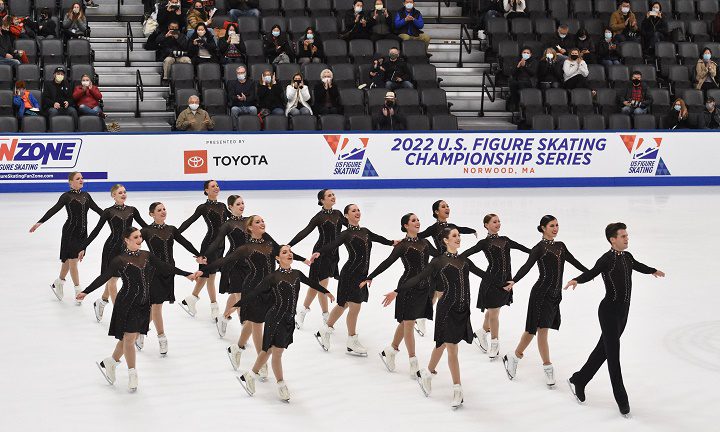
[394,8,424,36]
[13,91,40,117]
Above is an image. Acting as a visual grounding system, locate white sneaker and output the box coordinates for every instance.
[416,369,433,396]
[215,316,229,337]
[346,334,368,356]
[473,329,488,353]
[488,338,499,360]
[451,384,464,409]
[503,353,520,380]
[128,368,138,392]
[414,319,426,337]
[179,295,199,317]
[227,344,245,370]
[158,334,168,356]
[295,307,310,329]
[51,278,64,300]
[93,298,108,322]
[277,381,290,402]
[315,324,333,351]
[379,346,399,372]
[135,334,145,351]
[544,364,556,387]
[237,370,257,396]
[74,286,82,305]
[409,356,420,379]
[258,364,269,381]
[322,311,329,324]
[210,302,219,320]
[96,357,119,384]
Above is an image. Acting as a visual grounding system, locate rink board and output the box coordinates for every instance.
[1,130,719,192]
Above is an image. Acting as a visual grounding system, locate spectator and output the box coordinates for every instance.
[62,2,88,40]
[538,47,563,89]
[298,26,323,65]
[218,23,246,64]
[575,28,596,64]
[0,17,19,65]
[545,24,574,58]
[695,48,718,91]
[477,0,504,31]
[73,74,105,118]
[13,81,40,118]
[598,26,621,66]
[186,0,215,38]
[228,0,260,20]
[562,48,590,89]
[158,21,191,82]
[360,52,385,89]
[43,67,78,126]
[640,2,667,55]
[285,73,313,117]
[508,46,537,109]
[188,23,218,65]
[384,46,413,90]
[9,15,36,39]
[373,91,406,130]
[36,8,57,39]
[227,65,258,129]
[158,0,186,33]
[257,69,285,116]
[0,1,6,22]
[176,95,214,131]
[695,96,720,129]
[610,0,639,43]
[313,68,342,115]
[263,24,293,64]
[503,0,526,20]
[621,70,652,116]
[395,0,430,45]
[665,98,690,130]
[370,0,401,42]
[343,1,373,40]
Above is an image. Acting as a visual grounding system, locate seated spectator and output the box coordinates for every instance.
[695,48,718,91]
[373,91,406,130]
[227,65,258,129]
[62,3,88,40]
[158,21,191,82]
[9,15,36,39]
[188,23,219,65]
[666,98,690,130]
[257,69,285,116]
[598,26,621,66]
[640,2,668,55]
[158,0,186,33]
[176,95,214,131]
[73,74,105,118]
[477,0,504,31]
[695,96,720,129]
[395,0,430,45]
[263,24,293,64]
[43,67,78,126]
[562,48,590,89]
[285,73,313,117]
[360,52,386,89]
[370,0,401,42]
[503,0,526,20]
[343,1,373,40]
[538,48,563,89]
[0,17,20,65]
[575,28,596,64]
[218,23,246,64]
[313,69,342,115]
[13,81,40,118]
[228,0,260,20]
[298,27,323,65]
[621,70,652,116]
[36,8,57,39]
[610,1,639,43]
[545,24,574,58]
[384,47,413,90]
[0,1,6,21]
[508,46,537,109]
[187,1,215,38]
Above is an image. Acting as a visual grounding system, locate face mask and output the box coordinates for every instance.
[228,30,236,36]
[389,53,398,60]
[189,103,199,111]
[237,74,246,80]
[196,30,206,37]
[652,7,660,12]
[0,5,5,10]
[578,36,586,41]
[55,75,64,83]
[272,30,280,37]
[386,100,395,106]
[570,54,578,60]
[521,53,531,60]
[704,53,712,61]
[73,7,80,13]
[375,4,383,9]
[405,3,413,10]
[605,32,612,39]
[263,75,272,83]
[632,78,640,85]
[82,80,90,86]
[621,7,629,13]
[546,53,553,60]
[559,33,566,39]
[322,77,332,84]
[354,6,362,12]
[674,104,681,111]
[306,33,314,40]
[707,103,715,110]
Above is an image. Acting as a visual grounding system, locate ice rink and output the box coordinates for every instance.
[1,186,718,431]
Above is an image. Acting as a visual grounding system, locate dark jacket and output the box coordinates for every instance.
[157,1,186,31]
[157,31,190,58]
[370,9,394,36]
[373,105,406,130]
[695,108,720,129]
[597,37,621,61]
[188,33,219,63]
[42,79,74,110]
[538,59,563,82]
[218,36,247,62]
[0,30,14,57]
[312,83,341,113]
[640,15,668,40]
[257,84,284,110]
[383,57,411,82]
[664,110,690,129]
[394,8,425,36]
[478,0,504,15]
[227,78,257,108]
[621,83,652,107]
[543,33,575,54]
[297,35,324,60]
[263,33,294,61]
[37,17,57,38]
[343,10,373,36]
[510,56,538,82]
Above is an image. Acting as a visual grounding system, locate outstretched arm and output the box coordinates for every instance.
[148,253,193,277]
[460,239,486,259]
[466,257,488,279]
[177,205,203,233]
[366,244,403,280]
[456,225,477,235]
[573,255,608,284]
[80,257,121,295]
[300,273,332,295]
[80,210,108,250]
[508,238,532,254]
[266,233,307,262]
[34,193,68,225]
[631,254,659,275]
[425,240,440,257]
[87,194,103,215]
[417,222,436,239]
[200,223,229,256]
[316,230,349,256]
[287,215,318,247]
[133,207,149,228]
[564,245,590,273]
[173,227,201,257]
[512,244,541,282]
[201,247,247,277]
[368,229,394,246]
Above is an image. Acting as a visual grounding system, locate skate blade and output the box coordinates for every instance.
[502,357,515,381]
[294,322,301,330]
[51,284,63,301]
[135,343,143,351]
[414,327,425,337]
[129,387,137,393]
[379,352,394,372]
[546,383,556,389]
[227,351,240,371]
[451,401,463,410]
[314,333,329,352]
[473,336,488,353]
[95,362,114,385]
[415,377,430,397]
[567,379,585,405]
[346,348,368,357]
[178,302,196,317]
[622,413,632,419]
[216,321,227,338]
[488,355,498,361]
[160,352,168,357]
[236,376,254,396]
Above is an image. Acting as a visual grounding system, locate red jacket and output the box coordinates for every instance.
[72,85,102,108]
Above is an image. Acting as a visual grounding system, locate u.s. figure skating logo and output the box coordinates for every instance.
[620,135,671,176]
[324,135,379,177]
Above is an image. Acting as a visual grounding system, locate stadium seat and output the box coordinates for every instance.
[582,114,606,130]
[405,114,430,131]
[78,116,104,132]
[265,115,289,131]
[291,114,318,130]
[339,88,365,115]
[0,116,17,132]
[556,114,580,130]
[22,116,46,132]
[421,88,451,116]
[348,115,373,130]
[633,114,656,130]
[202,88,228,115]
[197,63,222,91]
[211,115,233,131]
[49,115,75,132]
[431,114,458,130]
[395,88,422,115]
[608,113,631,129]
[319,114,345,130]
[531,114,554,130]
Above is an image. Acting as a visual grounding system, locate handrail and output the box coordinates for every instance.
[479,70,496,117]
[135,69,144,118]
[116,0,121,21]
[457,23,472,68]
[126,21,134,68]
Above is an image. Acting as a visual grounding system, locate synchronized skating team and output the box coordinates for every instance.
[29,172,665,417]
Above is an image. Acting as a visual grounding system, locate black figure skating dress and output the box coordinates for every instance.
[178,200,229,275]
[83,205,148,272]
[201,215,248,293]
[418,221,476,253]
[288,208,347,281]
[36,189,102,261]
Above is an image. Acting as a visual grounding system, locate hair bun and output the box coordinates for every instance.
[537,225,543,233]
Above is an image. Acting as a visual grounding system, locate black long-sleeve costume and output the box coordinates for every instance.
[569,249,657,409]
[245,268,331,351]
[141,223,200,304]
[512,239,589,334]
[317,225,394,307]
[401,252,490,347]
[367,237,439,322]
[461,234,531,311]
[418,221,476,253]
[36,189,103,261]
[288,208,348,282]
[178,199,229,275]
[200,215,248,293]
[82,250,191,339]
[83,205,148,273]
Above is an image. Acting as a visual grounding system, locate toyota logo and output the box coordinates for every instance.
[187,156,205,168]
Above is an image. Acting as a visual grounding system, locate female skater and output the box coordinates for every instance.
[288,189,347,329]
[76,227,200,392]
[137,202,202,355]
[30,171,102,302]
[502,215,589,387]
[402,228,495,409]
[360,213,439,378]
[177,180,229,319]
[460,213,530,359]
[81,184,148,322]
[313,204,394,356]
[236,245,336,401]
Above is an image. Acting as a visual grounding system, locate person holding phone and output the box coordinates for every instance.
[13,80,40,118]
[298,26,323,65]
[219,23,246,64]
[285,73,313,117]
